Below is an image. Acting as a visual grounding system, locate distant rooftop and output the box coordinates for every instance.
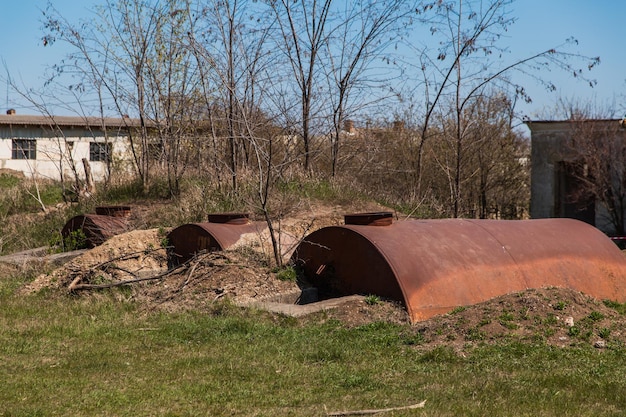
[524,118,623,133]
[0,109,143,129]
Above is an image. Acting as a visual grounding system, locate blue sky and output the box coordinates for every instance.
[503,0,625,118]
[0,0,624,122]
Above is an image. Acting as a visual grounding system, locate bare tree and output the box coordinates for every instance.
[324,0,412,177]
[267,0,334,173]
[42,0,199,194]
[3,69,119,201]
[186,0,274,192]
[186,0,290,264]
[6,0,602,228]
[41,1,225,197]
[443,92,529,218]
[407,0,600,215]
[565,117,626,235]
[141,4,202,197]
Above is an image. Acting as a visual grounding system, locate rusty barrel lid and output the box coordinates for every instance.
[95,205,132,218]
[344,212,393,226]
[208,212,250,224]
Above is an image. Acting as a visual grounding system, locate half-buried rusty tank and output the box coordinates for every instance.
[61,206,132,249]
[166,213,264,266]
[290,213,626,323]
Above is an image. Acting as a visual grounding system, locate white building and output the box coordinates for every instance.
[0,109,139,182]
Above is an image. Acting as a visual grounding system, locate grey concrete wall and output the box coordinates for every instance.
[527,122,571,219]
[526,119,625,235]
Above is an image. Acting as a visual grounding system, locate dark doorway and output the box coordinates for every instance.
[555,161,595,225]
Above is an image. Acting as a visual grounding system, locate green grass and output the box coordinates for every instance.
[604,299,626,315]
[273,265,297,281]
[276,178,367,206]
[0,173,21,188]
[0,175,84,254]
[2,273,626,416]
[364,294,381,305]
[0,175,65,216]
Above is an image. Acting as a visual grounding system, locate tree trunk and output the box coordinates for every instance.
[82,158,96,195]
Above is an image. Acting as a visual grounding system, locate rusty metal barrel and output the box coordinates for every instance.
[291,214,626,323]
[61,206,132,249]
[166,213,264,266]
[61,214,129,249]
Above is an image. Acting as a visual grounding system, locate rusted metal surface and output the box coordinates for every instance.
[344,212,393,226]
[61,214,129,248]
[291,217,626,323]
[95,205,132,218]
[207,212,251,225]
[166,215,263,265]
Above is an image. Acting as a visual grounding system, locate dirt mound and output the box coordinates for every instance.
[22,229,299,309]
[22,200,395,308]
[21,228,168,294]
[409,287,626,350]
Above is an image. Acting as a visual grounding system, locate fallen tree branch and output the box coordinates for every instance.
[68,273,84,291]
[325,400,426,416]
[105,264,139,278]
[177,261,198,293]
[67,250,252,292]
[77,246,167,271]
[69,261,189,291]
[66,246,172,291]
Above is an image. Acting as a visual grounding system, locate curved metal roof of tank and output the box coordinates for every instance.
[292,217,626,322]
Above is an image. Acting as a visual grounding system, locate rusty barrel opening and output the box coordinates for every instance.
[290,217,626,322]
[292,212,398,305]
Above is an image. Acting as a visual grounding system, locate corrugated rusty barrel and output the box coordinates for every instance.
[291,215,626,322]
[166,213,264,265]
[61,214,129,248]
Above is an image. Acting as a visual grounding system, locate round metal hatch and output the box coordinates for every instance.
[208,212,251,225]
[344,212,393,226]
[95,205,132,218]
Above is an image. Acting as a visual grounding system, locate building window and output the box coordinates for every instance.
[89,142,111,162]
[12,139,36,160]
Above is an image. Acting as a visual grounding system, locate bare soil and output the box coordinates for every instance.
[11,200,626,351]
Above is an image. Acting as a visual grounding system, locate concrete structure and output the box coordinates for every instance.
[525,119,625,234]
[0,109,140,181]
